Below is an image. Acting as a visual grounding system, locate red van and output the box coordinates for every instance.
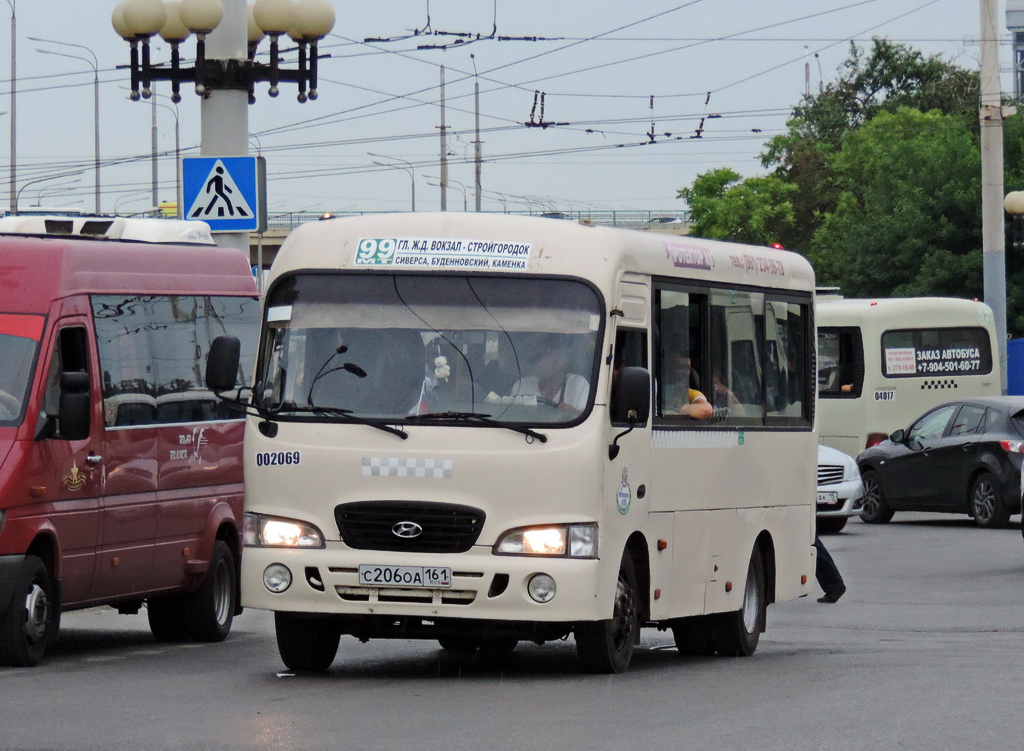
[0,218,259,666]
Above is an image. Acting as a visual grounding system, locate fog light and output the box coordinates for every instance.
[528,573,556,603]
[264,563,293,593]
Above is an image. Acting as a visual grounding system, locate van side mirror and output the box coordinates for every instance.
[611,366,650,424]
[206,335,242,392]
[59,371,91,441]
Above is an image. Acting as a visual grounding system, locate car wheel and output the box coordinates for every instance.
[859,471,895,524]
[575,551,639,673]
[275,612,341,672]
[713,547,766,657]
[0,556,56,667]
[817,516,848,534]
[970,472,1011,529]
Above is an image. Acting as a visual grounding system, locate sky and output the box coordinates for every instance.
[0,0,1009,218]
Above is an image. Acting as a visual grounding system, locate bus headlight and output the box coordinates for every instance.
[244,512,325,548]
[528,574,557,603]
[263,563,292,593]
[494,523,598,558]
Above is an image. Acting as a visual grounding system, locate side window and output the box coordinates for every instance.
[93,295,259,427]
[907,404,957,443]
[655,288,707,419]
[818,326,864,398]
[765,299,810,420]
[43,327,89,437]
[949,405,987,437]
[710,289,763,424]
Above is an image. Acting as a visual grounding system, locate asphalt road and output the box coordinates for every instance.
[2,513,1022,751]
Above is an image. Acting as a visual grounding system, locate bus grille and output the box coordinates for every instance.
[334,501,485,553]
[817,464,845,485]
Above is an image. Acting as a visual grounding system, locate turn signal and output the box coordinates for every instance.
[1000,440,1024,454]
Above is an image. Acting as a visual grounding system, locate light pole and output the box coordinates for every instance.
[427,175,467,212]
[6,0,15,215]
[369,153,415,211]
[148,95,181,216]
[112,0,335,251]
[35,177,81,207]
[32,38,100,214]
[16,170,86,208]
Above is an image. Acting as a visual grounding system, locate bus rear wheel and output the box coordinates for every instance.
[713,547,765,657]
[575,552,639,674]
[275,612,340,672]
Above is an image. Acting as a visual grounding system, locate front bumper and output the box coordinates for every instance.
[816,477,865,519]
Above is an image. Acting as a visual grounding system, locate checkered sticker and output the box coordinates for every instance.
[362,457,454,478]
[919,380,958,390]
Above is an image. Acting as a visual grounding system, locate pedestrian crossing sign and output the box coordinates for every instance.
[182,156,261,232]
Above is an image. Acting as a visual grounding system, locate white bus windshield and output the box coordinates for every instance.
[257,273,603,425]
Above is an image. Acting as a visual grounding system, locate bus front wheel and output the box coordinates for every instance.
[575,552,639,674]
[275,612,340,672]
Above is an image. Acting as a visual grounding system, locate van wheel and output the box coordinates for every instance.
[188,541,236,642]
[970,473,1011,529]
[147,594,191,642]
[714,547,765,657]
[275,612,340,672]
[0,556,56,667]
[859,471,895,524]
[575,552,639,674]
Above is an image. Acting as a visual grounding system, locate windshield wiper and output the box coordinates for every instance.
[405,411,547,443]
[271,403,408,439]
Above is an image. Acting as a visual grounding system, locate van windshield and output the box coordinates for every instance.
[257,274,603,426]
[0,314,44,427]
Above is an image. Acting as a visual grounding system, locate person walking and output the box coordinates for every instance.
[814,535,846,603]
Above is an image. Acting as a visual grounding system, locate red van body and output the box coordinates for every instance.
[0,232,259,666]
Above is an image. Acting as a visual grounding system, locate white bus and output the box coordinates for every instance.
[817,296,1001,457]
[207,214,818,674]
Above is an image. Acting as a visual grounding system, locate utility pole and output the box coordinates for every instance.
[439,65,448,212]
[472,54,482,211]
[980,0,1009,391]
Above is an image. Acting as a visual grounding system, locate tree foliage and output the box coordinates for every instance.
[677,168,796,245]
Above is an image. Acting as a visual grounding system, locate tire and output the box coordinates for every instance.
[275,612,340,672]
[817,516,848,534]
[714,547,766,657]
[671,615,717,656]
[575,552,640,674]
[860,471,895,524]
[970,472,1011,529]
[0,556,56,667]
[187,540,236,642]
[480,637,519,653]
[147,594,191,642]
[437,635,481,652]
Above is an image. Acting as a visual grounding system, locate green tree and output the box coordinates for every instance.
[811,108,981,297]
[678,168,796,246]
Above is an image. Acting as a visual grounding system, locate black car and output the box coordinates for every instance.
[857,396,1024,529]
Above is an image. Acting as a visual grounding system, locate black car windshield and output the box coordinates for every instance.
[0,314,44,427]
[256,274,603,426]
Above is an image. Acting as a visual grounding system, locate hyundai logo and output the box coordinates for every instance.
[392,521,423,539]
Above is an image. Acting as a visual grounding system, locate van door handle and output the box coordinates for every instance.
[86,453,103,465]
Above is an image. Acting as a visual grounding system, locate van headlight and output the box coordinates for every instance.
[494,523,597,558]
[243,512,325,548]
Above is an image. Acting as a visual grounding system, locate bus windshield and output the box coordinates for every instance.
[0,314,44,427]
[257,273,603,425]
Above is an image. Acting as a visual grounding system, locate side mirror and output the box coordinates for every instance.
[206,335,242,392]
[611,366,650,424]
[58,371,91,441]
[889,429,904,444]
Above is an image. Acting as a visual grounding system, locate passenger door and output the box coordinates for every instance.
[884,404,958,506]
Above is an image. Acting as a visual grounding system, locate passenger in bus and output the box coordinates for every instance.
[712,370,744,416]
[509,335,589,412]
[664,354,712,419]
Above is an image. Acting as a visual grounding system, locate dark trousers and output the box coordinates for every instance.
[814,536,845,593]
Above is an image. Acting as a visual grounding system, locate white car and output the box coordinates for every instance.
[816,444,864,533]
